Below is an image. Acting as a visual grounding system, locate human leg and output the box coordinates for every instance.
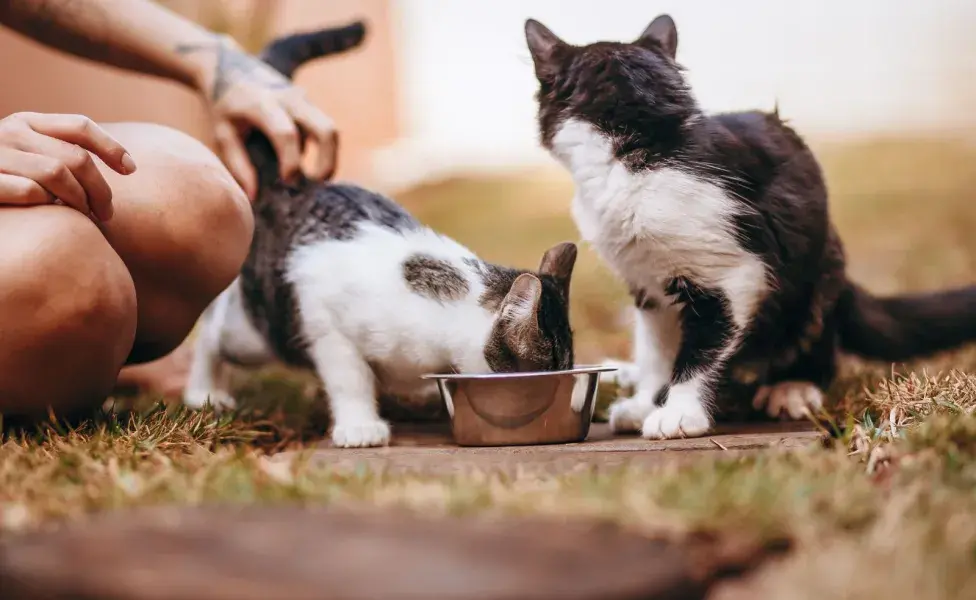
[95,122,253,364]
[0,122,253,417]
[0,206,137,416]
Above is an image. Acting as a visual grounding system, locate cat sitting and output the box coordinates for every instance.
[524,14,976,440]
[183,22,577,448]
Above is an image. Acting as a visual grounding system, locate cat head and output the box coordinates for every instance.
[480,242,577,373]
[524,15,699,164]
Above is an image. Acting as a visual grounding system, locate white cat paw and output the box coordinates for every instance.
[331,419,392,448]
[570,376,590,414]
[599,359,641,390]
[608,396,655,433]
[183,389,238,412]
[752,381,824,420]
[641,402,711,440]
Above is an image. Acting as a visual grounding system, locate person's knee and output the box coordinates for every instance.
[0,207,137,415]
[160,135,254,301]
[8,207,138,341]
[104,123,254,294]
[100,124,254,355]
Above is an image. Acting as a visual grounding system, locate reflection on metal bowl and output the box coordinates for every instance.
[422,366,617,447]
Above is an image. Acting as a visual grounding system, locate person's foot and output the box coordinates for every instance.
[114,337,193,398]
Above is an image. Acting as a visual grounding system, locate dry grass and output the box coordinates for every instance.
[3,135,976,598]
[3,387,976,599]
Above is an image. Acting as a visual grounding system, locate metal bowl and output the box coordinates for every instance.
[421,366,618,447]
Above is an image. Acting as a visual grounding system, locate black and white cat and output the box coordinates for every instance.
[183,22,577,448]
[524,15,976,440]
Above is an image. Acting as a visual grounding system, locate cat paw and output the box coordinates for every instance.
[183,389,237,412]
[599,359,641,390]
[570,376,590,414]
[752,381,823,420]
[641,402,711,440]
[608,396,655,433]
[331,419,392,448]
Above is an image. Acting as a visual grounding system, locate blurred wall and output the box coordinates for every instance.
[0,0,399,185]
[374,0,976,189]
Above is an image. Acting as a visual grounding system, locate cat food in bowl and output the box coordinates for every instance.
[422,365,617,447]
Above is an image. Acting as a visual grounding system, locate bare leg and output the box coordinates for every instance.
[0,206,137,416]
[0,123,252,418]
[113,337,194,398]
[95,123,253,363]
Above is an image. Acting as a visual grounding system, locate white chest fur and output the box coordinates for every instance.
[551,118,767,330]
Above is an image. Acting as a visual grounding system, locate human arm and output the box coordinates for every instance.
[0,0,337,198]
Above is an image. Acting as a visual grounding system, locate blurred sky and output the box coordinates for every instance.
[374,0,976,185]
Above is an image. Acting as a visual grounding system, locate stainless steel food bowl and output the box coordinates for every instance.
[421,366,618,447]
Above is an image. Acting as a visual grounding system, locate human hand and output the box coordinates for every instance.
[184,36,337,199]
[0,112,136,222]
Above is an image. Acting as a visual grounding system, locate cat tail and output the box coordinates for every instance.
[259,21,367,80]
[835,280,976,361]
[245,21,367,189]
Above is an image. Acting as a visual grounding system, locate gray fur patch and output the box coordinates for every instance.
[240,182,420,367]
[403,254,469,302]
[463,258,519,311]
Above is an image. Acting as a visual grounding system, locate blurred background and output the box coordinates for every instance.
[3,0,975,362]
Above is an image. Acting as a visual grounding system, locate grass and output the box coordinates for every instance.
[3,135,976,598]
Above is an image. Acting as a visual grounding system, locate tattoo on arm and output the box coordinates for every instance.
[0,0,292,99]
[176,37,289,101]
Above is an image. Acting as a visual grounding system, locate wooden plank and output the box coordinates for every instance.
[282,422,825,476]
[0,506,788,600]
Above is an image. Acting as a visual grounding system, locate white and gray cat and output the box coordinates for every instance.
[183,22,577,448]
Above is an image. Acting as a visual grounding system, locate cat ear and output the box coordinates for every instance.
[538,241,577,297]
[499,273,543,333]
[636,14,678,59]
[525,19,565,80]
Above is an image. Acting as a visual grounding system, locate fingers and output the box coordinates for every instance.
[0,147,91,215]
[0,172,54,207]
[0,112,130,220]
[253,99,301,183]
[286,97,338,181]
[214,119,257,200]
[19,112,136,177]
[13,130,114,220]
[210,83,339,186]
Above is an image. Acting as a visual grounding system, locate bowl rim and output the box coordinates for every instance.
[421,364,618,381]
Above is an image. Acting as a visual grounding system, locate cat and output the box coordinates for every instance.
[523,14,976,440]
[182,21,577,448]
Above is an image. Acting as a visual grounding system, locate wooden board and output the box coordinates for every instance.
[283,421,825,476]
[0,505,788,600]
